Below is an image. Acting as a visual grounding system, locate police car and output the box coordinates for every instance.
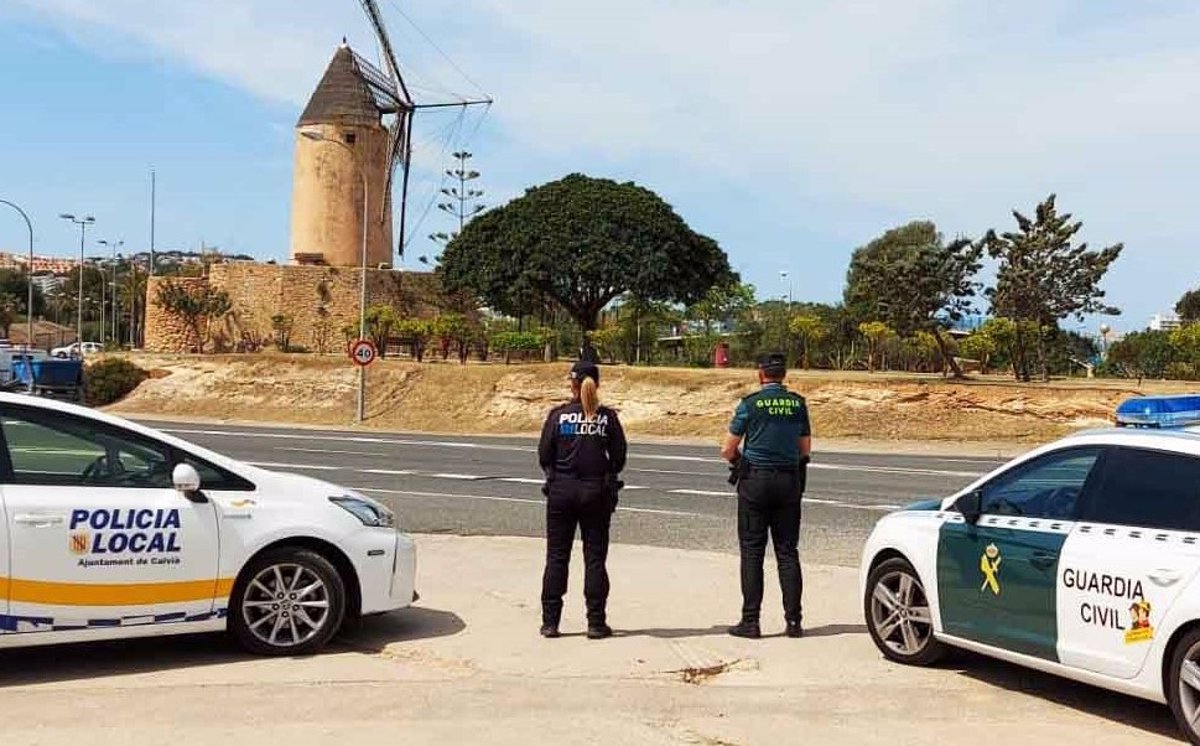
[860,395,1200,744]
[0,393,416,656]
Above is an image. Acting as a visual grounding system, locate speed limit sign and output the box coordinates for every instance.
[349,339,378,367]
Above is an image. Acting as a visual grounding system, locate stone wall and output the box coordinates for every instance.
[145,263,449,354]
[144,276,212,353]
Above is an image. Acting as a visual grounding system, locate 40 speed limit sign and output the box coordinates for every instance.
[349,339,378,367]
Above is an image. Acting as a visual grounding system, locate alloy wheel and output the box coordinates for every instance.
[240,563,332,649]
[870,569,934,656]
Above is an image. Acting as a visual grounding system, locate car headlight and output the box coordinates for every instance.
[330,495,396,528]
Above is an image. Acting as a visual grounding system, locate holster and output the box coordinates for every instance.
[727,456,749,487]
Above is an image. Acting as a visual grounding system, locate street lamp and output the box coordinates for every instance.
[300,129,369,423]
[0,199,34,348]
[99,239,124,345]
[780,270,792,305]
[60,213,95,350]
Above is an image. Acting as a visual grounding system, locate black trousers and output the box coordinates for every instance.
[541,478,612,626]
[737,466,804,624]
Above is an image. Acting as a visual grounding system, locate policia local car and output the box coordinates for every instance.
[859,395,1200,743]
[0,393,416,655]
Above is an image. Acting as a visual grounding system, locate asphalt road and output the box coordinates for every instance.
[146,420,1007,567]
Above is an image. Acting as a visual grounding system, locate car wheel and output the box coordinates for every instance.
[864,556,945,666]
[229,547,346,656]
[1167,627,1200,744]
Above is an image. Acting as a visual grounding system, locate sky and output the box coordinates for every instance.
[1,0,1198,333]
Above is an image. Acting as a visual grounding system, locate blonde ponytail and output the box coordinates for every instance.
[580,376,600,421]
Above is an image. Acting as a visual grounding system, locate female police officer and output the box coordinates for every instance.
[537,360,627,639]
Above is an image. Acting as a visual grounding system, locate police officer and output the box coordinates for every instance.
[720,352,812,639]
[537,360,627,640]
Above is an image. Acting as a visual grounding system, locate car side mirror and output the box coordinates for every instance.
[172,463,205,501]
[957,489,984,525]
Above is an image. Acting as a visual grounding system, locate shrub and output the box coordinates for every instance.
[85,358,148,406]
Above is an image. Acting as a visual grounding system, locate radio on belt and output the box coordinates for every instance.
[1114,394,1200,428]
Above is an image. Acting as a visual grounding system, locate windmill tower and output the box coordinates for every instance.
[290,1,413,268]
[289,1,490,268]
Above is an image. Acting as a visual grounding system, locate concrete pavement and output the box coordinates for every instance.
[0,534,1180,745]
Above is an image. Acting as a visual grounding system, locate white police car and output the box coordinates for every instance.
[0,393,416,655]
[861,395,1200,744]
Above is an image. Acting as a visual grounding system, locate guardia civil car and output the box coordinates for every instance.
[0,393,416,656]
[861,395,1200,743]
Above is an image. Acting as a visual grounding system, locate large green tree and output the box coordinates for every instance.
[981,194,1123,382]
[438,174,735,332]
[1177,288,1200,322]
[844,221,981,378]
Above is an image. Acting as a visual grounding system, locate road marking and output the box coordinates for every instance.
[670,489,733,497]
[498,477,546,485]
[809,463,983,478]
[246,461,340,471]
[165,427,986,477]
[354,487,705,517]
[429,473,487,481]
[361,469,417,476]
[277,447,389,457]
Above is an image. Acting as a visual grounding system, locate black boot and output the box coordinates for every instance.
[728,619,761,639]
[785,620,803,638]
[587,623,613,640]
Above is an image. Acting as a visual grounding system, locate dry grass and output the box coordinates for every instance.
[105,353,1200,443]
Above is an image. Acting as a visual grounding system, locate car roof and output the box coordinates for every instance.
[0,392,250,472]
[1053,425,1200,456]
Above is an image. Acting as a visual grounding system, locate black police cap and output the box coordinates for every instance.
[570,360,600,384]
[757,352,787,377]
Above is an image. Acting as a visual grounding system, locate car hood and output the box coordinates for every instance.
[901,498,944,512]
[242,466,352,502]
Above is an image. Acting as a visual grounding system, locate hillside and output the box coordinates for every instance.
[103,354,1197,446]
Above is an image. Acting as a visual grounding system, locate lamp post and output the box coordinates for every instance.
[300,129,369,423]
[98,239,124,345]
[59,214,95,350]
[780,270,792,305]
[0,199,35,348]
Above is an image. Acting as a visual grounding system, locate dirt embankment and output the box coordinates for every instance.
[103,354,1199,445]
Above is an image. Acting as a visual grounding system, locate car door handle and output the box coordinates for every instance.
[1149,569,1184,587]
[13,513,65,527]
[1030,552,1057,571]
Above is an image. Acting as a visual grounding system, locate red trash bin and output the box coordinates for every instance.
[714,342,730,368]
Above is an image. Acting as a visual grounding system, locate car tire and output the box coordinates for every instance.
[1167,627,1200,745]
[229,547,346,656]
[864,556,945,666]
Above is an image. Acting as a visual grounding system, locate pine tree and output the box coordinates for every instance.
[981,195,1123,382]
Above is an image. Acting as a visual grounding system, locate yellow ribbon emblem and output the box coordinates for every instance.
[980,544,1002,595]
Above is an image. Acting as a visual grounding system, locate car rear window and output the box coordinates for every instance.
[1081,447,1200,531]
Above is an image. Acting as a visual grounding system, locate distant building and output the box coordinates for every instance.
[0,251,79,275]
[1150,313,1182,332]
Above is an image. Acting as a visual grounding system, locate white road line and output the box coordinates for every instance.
[802,497,840,505]
[809,463,983,478]
[278,447,389,457]
[670,488,733,497]
[355,487,705,518]
[361,468,417,476]
[429,473,487,481]
[168,427,982,478]
[497,477,546,485]
[247,461,341,471]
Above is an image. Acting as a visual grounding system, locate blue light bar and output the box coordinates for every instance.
[1115,395,1200,428]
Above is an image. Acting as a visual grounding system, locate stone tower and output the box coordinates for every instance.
[290,43,394,268]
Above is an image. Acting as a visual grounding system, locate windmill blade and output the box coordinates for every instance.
[359,0,411,103]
